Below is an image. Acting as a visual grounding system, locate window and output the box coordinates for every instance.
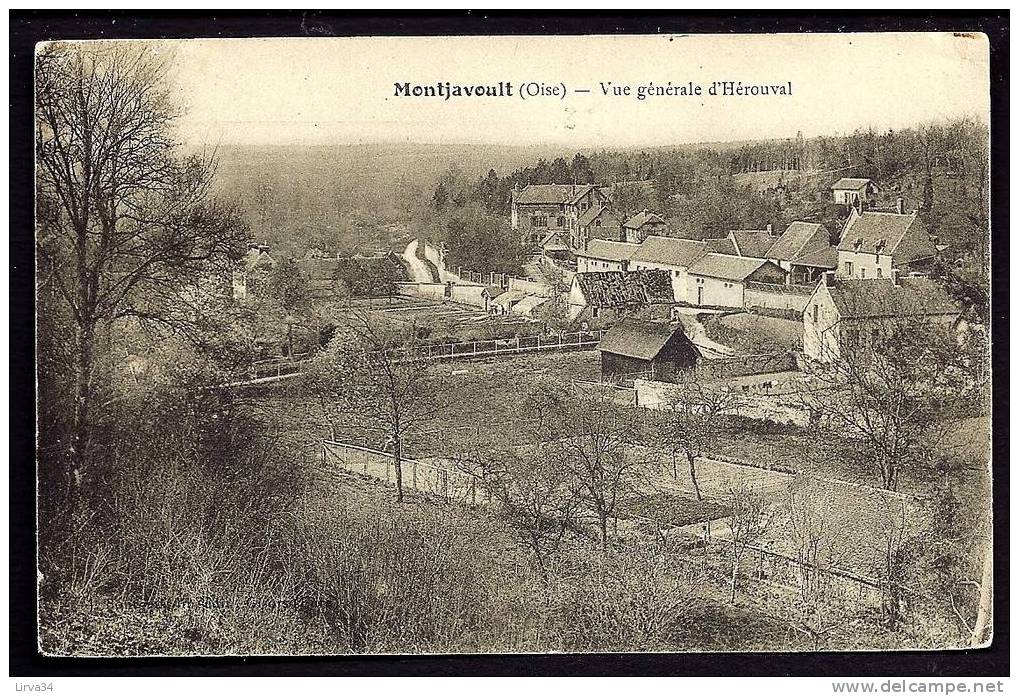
[844,261,854,276]
[592,307,601,319]
[876,267,883,278]
[532,216,548,228]
[557,216,565,228]
[812,305,818,323]
[860,267,867,279]
[595,220,602,227]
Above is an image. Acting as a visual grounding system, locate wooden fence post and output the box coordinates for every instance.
[412,459,418,490]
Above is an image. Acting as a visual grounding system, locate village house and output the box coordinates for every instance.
[597,319,701,383]
[802,271,962,363]
[628,235,712,302]
[296,250,408,300]
[573,205,625,250]
[831,177,879,207]
[567,269,674,323]
[510,183,610,248]
[621,210,668,244]
[728,226,779,259]
[575,239,641,273]
[233,242,275,300]
[765,221,837,285]
[685,254,787,308]
[836,203,937,280]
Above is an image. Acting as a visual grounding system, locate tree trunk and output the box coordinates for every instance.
[70,321,97,498]
[687,452,702,501]
[730,548,740,603]
[393,432,405,503]
[599,512,609,553]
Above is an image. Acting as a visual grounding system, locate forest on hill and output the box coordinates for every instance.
[430,119,989,307]
[210,119,988,311]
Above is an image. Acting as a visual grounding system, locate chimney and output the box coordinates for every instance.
[891,268,900,286]
[896,197,904,215]
[766,223,773,235]
[823,270,836,288]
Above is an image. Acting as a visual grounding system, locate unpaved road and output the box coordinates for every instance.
[402,239,436,283]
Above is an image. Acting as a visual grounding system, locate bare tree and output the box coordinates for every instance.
[456,444,584,585]
[657,375,741,501]
[784,476,858,650]
[305,310,444,502]
[533,262,573,336]
[803,321,975,491]
[722,477,773,603]
[35,43,247,495]
[529,384,647,551]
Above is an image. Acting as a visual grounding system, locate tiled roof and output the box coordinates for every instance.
[598,320,695,361]
[623,211,666,230]
[578,204,621,228]
[574,269,674,308]
[831,177,874,190]
[578,239,641,263]
[705,236,738,255]
[730,230,779,258]
[631,235,709,268]
[827,277,961,319]
[768,221,830,262]
[687,253,773,282]
[794,245,838,269]
[567,184,599,205]
[836,211,936,264]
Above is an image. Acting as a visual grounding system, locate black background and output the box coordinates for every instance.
[9,10,1010,677]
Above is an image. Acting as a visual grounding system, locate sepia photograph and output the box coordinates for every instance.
[20,24,1000,668]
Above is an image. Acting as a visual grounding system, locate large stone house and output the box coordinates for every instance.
[836,207,937,280]
[802,272,961,363]
[510,183,610,248]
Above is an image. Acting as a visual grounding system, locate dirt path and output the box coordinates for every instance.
[401,239,436,283]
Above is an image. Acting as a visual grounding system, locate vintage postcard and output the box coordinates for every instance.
[33,32,992,657]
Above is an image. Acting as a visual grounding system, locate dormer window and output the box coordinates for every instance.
[853,237,863,251]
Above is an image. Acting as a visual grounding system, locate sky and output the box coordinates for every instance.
[138,33,991,149]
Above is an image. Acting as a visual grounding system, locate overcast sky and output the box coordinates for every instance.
[150,33,990,149]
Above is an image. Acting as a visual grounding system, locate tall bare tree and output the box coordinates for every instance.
[528,384,647,551]
[785,476,857,649]
[723,477,773,603]
[35,43,247,494]
[803,320,976,491]
[306,310,444,502]
[657,375,741,501]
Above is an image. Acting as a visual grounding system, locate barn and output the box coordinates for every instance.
[597,320,701,383]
